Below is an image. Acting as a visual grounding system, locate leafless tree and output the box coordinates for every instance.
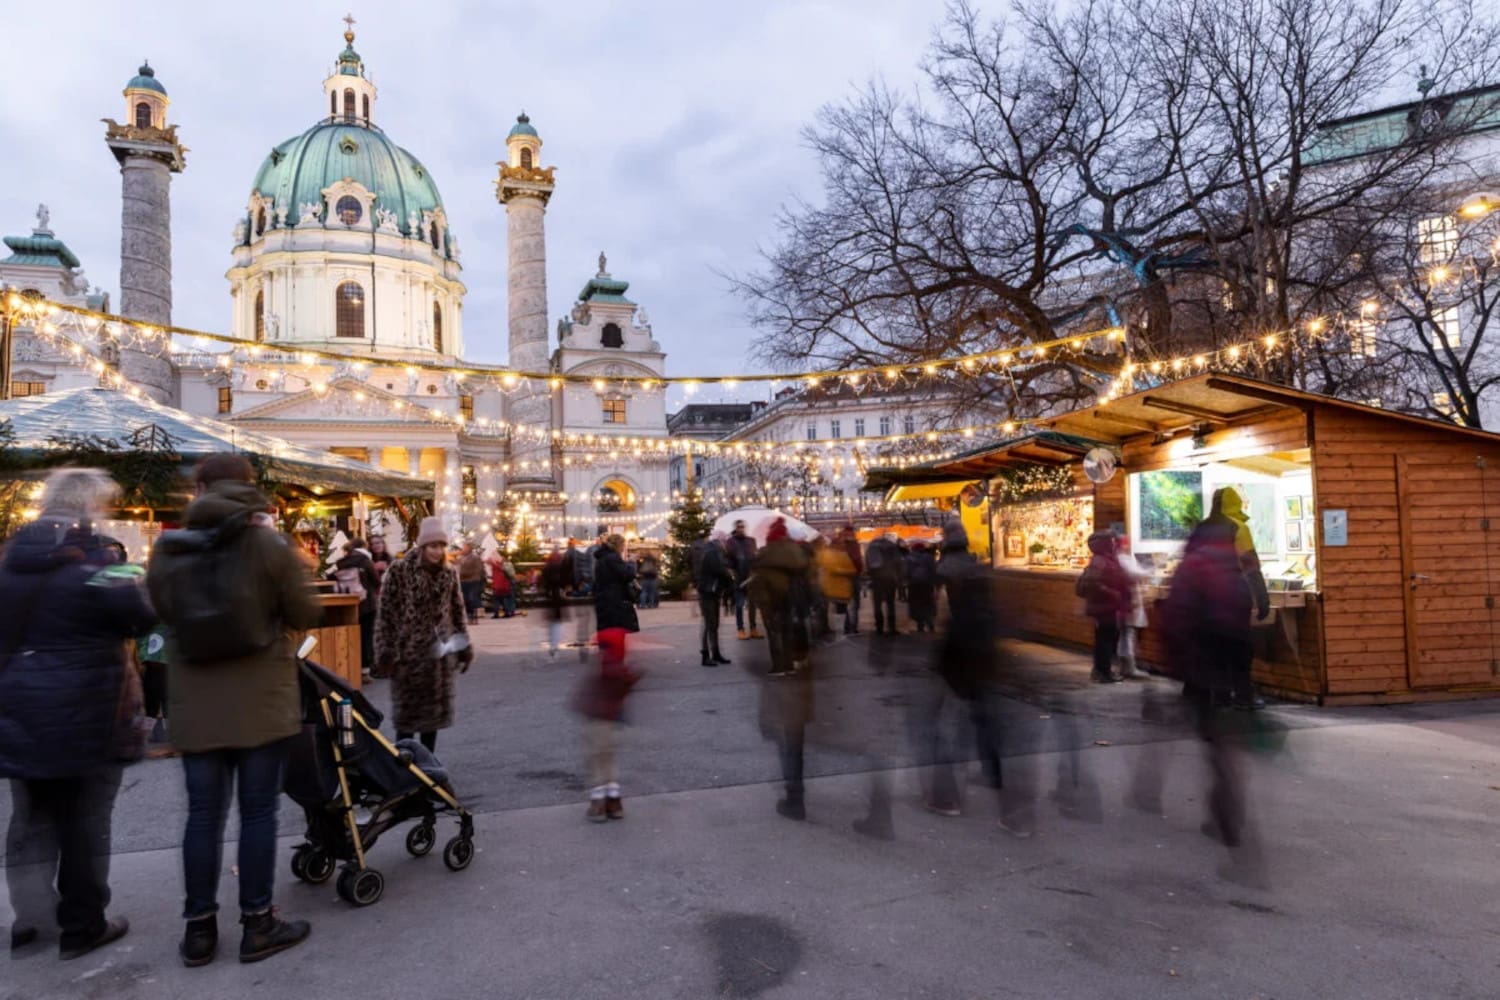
[736,0,1500,419]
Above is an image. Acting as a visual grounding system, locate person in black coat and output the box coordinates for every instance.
[330,539,380,677]
[694,535,734,666]
[0,469,156,959]
[592,534,639,634]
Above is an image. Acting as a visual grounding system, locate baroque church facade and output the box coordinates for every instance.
[0,25,671,542]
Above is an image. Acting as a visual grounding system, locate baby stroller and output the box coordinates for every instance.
[284,650,475,907]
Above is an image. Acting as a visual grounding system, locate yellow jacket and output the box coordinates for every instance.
[817,547,856,601]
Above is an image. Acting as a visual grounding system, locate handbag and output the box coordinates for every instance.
[111,647,149,762]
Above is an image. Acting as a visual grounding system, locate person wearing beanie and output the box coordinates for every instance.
[374,517,472,753]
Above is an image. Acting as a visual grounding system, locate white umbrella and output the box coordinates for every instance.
[710,506,820,545]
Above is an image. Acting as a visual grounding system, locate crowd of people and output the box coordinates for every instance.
[0,456,1271,969]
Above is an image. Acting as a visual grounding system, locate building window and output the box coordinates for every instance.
[134,101,151,128]
[427,384,438,394]
[903,415,916,434]
[878,416,891,436]
[1350,316,1378,357]
[254,289,265,342]
[602,397,627,424]
[433,302,443,352]
[459,394,473,421]
[1433,391,1455,418]
[255,379,268,390]
[1433,305,1462,348]
[343,88,355,118]
[255,206,266,236]
[1419,215,1459,266]
[520,148,533,170]
[806,421,817,441]
[430,222,441,250]
[362,94,370,121]
[336,195,362,226]
[854,418,866,437]
[10,381,45,398]
[829,419,842,439]
[601,323,623,348]
[218,386,233,414]
[462,466,477,504]
[330,91,337,116]
[335,281,364,338]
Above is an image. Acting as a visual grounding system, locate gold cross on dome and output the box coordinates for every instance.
[343,12,356,36]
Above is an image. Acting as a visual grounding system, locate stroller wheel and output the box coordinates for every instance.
[443,836,475,872]
[406,823,436,857]
[336,866,385,907]
[291,845,335,885]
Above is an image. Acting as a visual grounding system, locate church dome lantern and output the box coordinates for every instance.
[227,19,464,359]
[123,61,169,130]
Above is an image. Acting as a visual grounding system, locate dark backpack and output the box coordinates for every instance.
[865,543,885,573]
[155,513,280,664]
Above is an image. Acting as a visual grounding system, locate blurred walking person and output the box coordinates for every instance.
[456,541,485,625]
[748,518,811,677]
[695,533,733,667]
[815,537,856,640]
[488,551,518,619]
[2,469,156,960]
[148,455,321,966]
[580,534,641,820]
[836,525,864,634]
[637,550,661,609]
[1114,535,1152,679]
[865,532,901,635]
[1156,514,1265,883]
[540,547,568,655]
[1205,487,1271,709]
[728,520,761,639]
[1076,532,1130,683]
[374,517,473,754]
[906,541,938,632]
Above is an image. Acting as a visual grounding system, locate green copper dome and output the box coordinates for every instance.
[247,121,447,245]
[125,62,166,95]
[508,112,538,139]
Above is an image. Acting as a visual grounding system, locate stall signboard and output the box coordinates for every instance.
[1322,509,1348,546]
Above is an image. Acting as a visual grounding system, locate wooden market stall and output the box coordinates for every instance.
[881,373,1500,705]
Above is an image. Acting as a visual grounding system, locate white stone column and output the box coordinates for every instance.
[503,194,554,487]
[116,155,177,402]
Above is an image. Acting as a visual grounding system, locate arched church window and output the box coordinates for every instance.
[134,102,152,128]
[362,94,370,121]
[336,196,363,226]
[601,323,624,348]
[433,302,443,353]
[254,289,265,342]
[330,92,337,116]
[430,223,441,250]
[255,206,265,236]
[343,89,355,119]
[520,148,533,170]
[597,486,622,513]
[335,281,364,338]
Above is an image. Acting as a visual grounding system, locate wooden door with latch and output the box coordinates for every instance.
[1396,454,1500,688]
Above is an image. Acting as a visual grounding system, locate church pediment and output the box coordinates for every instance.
[561,357,662,380]
[228,377,424,423]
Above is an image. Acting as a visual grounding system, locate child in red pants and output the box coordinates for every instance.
[574,627,641,822]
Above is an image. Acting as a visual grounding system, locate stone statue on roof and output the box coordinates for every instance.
[35,203,49,232]
[598,251,607,276]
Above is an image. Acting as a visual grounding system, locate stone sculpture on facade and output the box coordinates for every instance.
[298,201,322,224]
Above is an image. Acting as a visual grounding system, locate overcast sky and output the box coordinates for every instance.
[0,0,938,409]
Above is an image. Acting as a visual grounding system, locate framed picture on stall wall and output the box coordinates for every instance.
[1285,496,1303,519]
[1005,534,1025,559]
[1303,495,1314,516]
[1285,520,1304,552]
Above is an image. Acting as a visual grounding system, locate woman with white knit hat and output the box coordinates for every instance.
[374,517,472,752]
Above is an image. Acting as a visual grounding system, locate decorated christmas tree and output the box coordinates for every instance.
[663,489,712,597]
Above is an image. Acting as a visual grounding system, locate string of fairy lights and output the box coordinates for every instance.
[0,288,1425,542]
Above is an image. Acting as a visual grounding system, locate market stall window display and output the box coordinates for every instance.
[997,496,1094,569]
[1126,448,1316,594]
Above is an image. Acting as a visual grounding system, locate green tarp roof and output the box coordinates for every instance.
[0,387,432,498]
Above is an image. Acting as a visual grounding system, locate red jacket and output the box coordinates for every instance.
[573,627,641,721]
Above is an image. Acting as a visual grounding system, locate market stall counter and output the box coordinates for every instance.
[878,373,1500,705]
